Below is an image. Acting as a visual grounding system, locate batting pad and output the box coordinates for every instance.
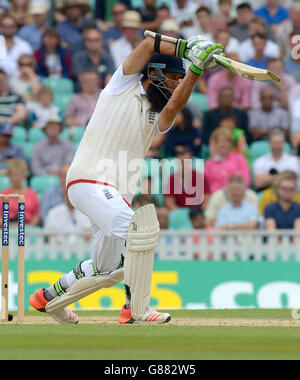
[124,204,160,320]
[45,268,124,314]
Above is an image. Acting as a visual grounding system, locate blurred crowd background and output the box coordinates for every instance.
[0,0,299,235]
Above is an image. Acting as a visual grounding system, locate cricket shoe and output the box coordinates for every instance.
[119,305,171,324]
[29,289,79,325]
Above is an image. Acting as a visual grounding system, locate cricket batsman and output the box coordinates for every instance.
[29,32,224,324]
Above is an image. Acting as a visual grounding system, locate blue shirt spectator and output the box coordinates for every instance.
[41,184,64,224]
[246,57,271,70]
[17,2,49,51]
[265,202,300,229]
[255,3,290,26]
[216,202,259,228]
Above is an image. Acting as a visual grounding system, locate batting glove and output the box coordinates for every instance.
[186,38,224,74]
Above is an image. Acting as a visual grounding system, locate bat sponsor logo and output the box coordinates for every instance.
[241,73,255,80]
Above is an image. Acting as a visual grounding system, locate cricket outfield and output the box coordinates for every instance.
[1,309,300,360]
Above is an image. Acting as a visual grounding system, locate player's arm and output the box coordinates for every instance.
[122,36,179,76]
[159,70,199,132]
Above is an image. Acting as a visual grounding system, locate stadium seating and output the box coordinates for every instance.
[72,126,85,143]
[53,94,73,114]
[12,126,27,144]
[189,93,208,112]
[168,208,193,230]
[250,140,292,161]
[30,175,60,198]
[0,175,27,190]
[22,142,35,161]
[28,128,44,143]
[42,77,74,96]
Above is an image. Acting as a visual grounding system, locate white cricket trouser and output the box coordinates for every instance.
[68,182,134,273]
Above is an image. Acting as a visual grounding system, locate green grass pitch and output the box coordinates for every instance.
[1,310,300,360]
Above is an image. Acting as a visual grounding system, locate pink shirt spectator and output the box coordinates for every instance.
[207,69,252,110]
[0,187,40,223]
[251,73,296,110]
[205,152,251,194]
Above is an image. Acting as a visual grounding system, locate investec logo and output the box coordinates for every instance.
[2,203,9,246]
[18,204,25,246]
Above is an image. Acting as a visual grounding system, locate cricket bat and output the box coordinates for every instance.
[144,30,280,83]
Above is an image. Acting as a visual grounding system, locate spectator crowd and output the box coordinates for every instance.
[0,0,300,236]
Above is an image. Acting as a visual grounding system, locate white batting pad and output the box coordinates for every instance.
[45,268,124,314]
[124,204,160,320]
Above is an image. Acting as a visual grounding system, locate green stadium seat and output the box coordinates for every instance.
[31,175,60,198]
[54,94,73,114]
[73,126,85,143]
[43,77,74,95]
[28,128,44,143]
[250,140,291,161]
[168,208,193,230]
[11,126,27,144]
[189,93,208,112]
[60,128,70,141]
[22,142,35,161]
[200,144,210,160]
[0,175,10,190]
[0,175,27,190]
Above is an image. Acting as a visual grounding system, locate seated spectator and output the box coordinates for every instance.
[132,193,159,210]
[189,207,206,229]
[205,175,258,226]
[72,27,115,87]
[208,53,251,110]
[246,33,272,69]
[95,0,131,33]
[34,28,73,79]
[10,54,43,110]
[205,127,251,194]
[170,0,199,39]
[65,70,100,128]
[137,0,161,32]
[159,18,181,39]
[254,0,290,33]
[238,17,280,63]
[31,114,73,175]
[110,11,142,68]
[252,58,296,111]
[0,14,32,77]
[275,3,300,57]
[0,158,40,226]
[157,207,169,230]
[265,171,300,230]
[102,2,128,45]
[210,115,246,156]
[30,86,63,129]
[55,0,95,53]
[164,147,207,210]
[165,107,202,157]
[17,1,49,51]
[250,88,289,141]
[284,30,300,83]
[259,171,300,216]
[253,129,300,191]
[203,86,249,145]
[215,176,259,230]
[0,69,27,125]
[214,29,240,54]
[213,0,236,27]
[0,122,26,174]
[290,89,300,151]
[10,0,32,30]
[40,164,69,225]
[194,6,212,40]
[44,183,91,245]
[230,2,254,43]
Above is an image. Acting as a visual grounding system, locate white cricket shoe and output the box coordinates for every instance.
[119,305,171,324]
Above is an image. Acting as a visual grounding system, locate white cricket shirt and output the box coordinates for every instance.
[66,64,170,204]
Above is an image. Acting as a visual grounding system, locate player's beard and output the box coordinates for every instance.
[146,83,170,113]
